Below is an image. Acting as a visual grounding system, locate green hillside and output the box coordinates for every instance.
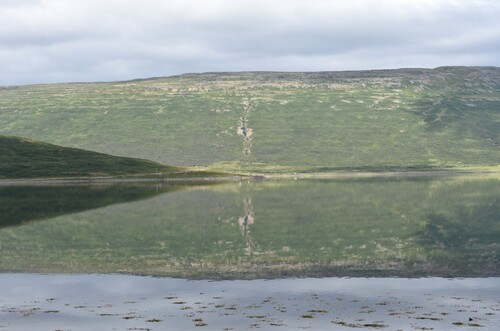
[0,135,181,178]
[0,67,499,173]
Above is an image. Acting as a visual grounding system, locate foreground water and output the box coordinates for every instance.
[1,274,499,331]
[0,175,498,330]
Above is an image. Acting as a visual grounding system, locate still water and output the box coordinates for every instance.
[0,176,499,330]
[1,176,498,278]
[1,274,499,331]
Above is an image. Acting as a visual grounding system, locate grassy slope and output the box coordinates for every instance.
[0,135,182,178]
[0,67,498,173]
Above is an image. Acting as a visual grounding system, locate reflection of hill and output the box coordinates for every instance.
[238,196,257,256]
[418,199,500,276]
[242,177,500,278]
[0,177,498,278]
[0,184,179,228]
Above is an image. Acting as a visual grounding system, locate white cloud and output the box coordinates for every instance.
[0,0,499,84]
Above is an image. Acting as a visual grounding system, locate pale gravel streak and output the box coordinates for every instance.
[237,97,254,157]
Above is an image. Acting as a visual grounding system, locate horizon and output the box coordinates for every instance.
[2,65,499,87]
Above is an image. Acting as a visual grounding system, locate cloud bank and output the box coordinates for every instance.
[1,0,499,85]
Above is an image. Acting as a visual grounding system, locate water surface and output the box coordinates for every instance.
[1,176,498,278]
[1,274,499,331]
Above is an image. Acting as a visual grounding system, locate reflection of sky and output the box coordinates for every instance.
[1,274,499,330]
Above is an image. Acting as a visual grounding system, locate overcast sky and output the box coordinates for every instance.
[1,0,499,85]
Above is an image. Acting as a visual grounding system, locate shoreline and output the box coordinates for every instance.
[0,169,498,186]
[0,175,243,186]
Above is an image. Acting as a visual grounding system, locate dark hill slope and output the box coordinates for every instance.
[0,67,498,172]
[0,135,180,179]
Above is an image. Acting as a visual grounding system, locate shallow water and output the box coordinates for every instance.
[0,176,499,330]
[0,274,499,331]
[0,176,498,278]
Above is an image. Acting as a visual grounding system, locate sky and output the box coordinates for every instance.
[1,0,499,85]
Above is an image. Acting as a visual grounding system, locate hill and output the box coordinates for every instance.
[0,135,181,179]
[0,67,499,173]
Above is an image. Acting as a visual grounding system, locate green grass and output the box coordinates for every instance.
[0,135,183,178]
[0,67,499,173]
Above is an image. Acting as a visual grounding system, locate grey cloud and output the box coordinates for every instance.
[0,0,499,85]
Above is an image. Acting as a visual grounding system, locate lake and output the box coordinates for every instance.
[0,175,499,330]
